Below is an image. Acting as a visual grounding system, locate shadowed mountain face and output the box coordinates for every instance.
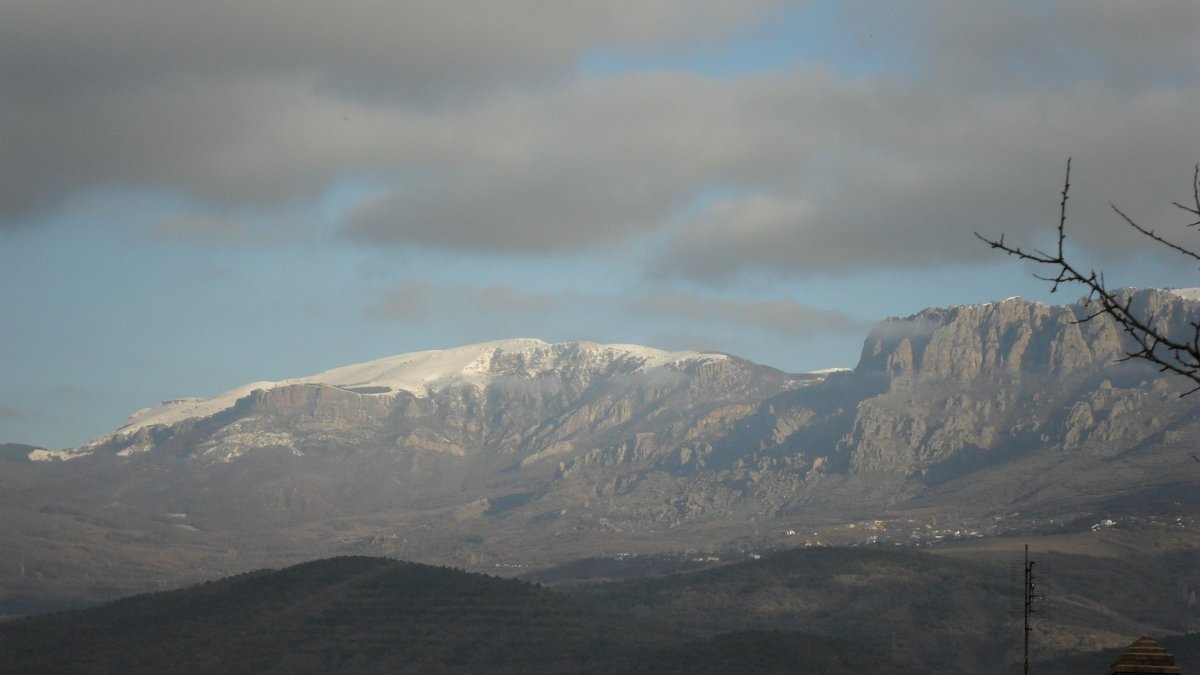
[0,555,916,674]
[2,290,1198,619]
[562,542,1200,674]
[1,550,1190,674]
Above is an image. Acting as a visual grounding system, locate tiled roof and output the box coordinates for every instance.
[1106,636,1182,674]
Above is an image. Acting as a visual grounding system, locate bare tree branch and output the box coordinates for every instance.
[1112,204,1200,262]
[975,160,1200,395]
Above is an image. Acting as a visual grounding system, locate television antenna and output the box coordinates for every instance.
[1023,544,1043,675]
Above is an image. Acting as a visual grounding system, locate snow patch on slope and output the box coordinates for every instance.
[28,448,90,462]
[1169,288,1200,302]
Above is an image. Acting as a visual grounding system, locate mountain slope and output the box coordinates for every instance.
[0,556,913,674]
[3,289,1198,620]
[90,338,735,445]
[565,539,1200,674]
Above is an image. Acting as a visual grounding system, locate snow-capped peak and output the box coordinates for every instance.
[89,339,725,446]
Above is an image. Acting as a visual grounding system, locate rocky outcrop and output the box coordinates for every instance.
[856,296,1126,384]
[232,384,396,427]
[838,289,1199,475]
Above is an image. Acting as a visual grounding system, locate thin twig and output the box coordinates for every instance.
[975,161,1200,394]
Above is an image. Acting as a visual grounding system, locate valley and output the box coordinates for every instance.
[2,289,1198,670]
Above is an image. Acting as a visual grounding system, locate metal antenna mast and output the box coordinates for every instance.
[1023,544,1042,674]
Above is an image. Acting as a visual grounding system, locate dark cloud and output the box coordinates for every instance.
[0,1,773,225]
[0,1,770,100]
[0,404,23,421]
[341,165,680,252]
[641,331,728,355]
[632,292,869,336]
[364,282,866,347]
[145,210,303,246]
[1,0,1194,284]
[367,282,562,321]
[845,0,1200,91]
[455,284,562,315]
[653,82,1199,281]
[366,282,436,320]
[147,213,253,244]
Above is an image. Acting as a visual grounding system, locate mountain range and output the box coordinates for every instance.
[2,288,1198,658]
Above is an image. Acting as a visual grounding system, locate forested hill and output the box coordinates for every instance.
[0,555,912,674]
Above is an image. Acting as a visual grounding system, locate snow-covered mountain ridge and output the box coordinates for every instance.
[1168,287,1200,301]
[91,339,728,448]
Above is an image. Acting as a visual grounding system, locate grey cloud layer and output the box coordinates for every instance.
[659,83,1199,280]
[1,1,765,99]
[369,281,863,344]
[845,0,1200,90]
[368,282,564,321]
[3,1,1196,280]
[633,292,869,336]
[1,1,772,222]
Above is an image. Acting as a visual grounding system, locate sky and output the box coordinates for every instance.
[2,1,1198,449]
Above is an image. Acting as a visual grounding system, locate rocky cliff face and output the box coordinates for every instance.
[855,296,1125,383]
[833,289,1198,475]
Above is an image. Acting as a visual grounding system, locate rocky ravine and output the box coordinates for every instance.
[2,290,1199,613]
